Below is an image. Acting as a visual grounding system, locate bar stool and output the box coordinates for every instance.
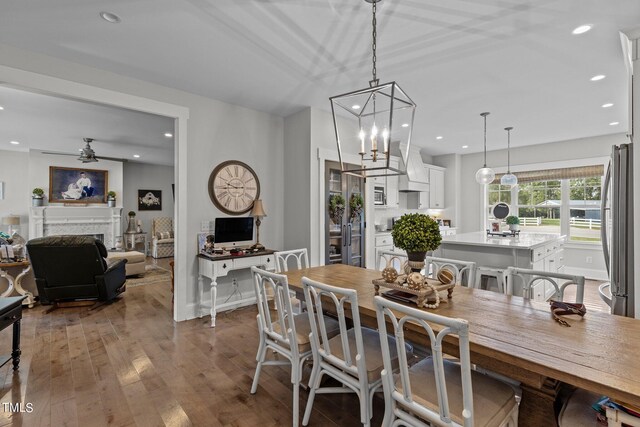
[475,266,506,293]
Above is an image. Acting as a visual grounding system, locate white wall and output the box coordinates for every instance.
[0,43,284,320]
[122,162,174,235]
[283,108,311,252]
[0,150,30,236]
[456,133,627,279]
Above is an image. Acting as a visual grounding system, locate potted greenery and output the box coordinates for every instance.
[392,213,442,268]
[32,188,44,207]
[329,194,346,224]
[506,215,520,231]
[107,191,116,207]
[350,193,364,220]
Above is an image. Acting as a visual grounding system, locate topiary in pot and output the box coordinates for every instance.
[506,215,520,231]
[32,188,45,206]
[392,213,442,270]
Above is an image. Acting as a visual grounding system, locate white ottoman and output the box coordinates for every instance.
[107,251,146,277]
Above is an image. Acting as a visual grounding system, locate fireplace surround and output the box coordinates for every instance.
[29,207,122,249]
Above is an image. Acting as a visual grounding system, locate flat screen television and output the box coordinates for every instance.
[214,217,254,247]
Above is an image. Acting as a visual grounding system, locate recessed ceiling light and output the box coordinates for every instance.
[609,121,620,126]
[9,141,20,145]
[590,74,606,81]
[572,25,592,35]
[401,123,409,128]
[436,136,443,140]
[164,133,173,138]
[0,106,4,110]
[351,104,360,110]
[99,11,121,23]
[133,154,141,158]
[602,103,614,108]
[462,145,469,149]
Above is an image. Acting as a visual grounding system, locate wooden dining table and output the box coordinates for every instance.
[284,264,640,427]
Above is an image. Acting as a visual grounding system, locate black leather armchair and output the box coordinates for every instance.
[26,236,127,305]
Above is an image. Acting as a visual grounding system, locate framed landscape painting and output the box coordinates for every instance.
[49,166,108,204]
[138,189,162,211]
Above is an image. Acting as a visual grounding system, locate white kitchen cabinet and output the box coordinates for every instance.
[386,158,400,207]
[428,167,445,209]
[418,191,429,209]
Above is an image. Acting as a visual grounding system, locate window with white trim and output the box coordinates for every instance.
[487,165,604,243]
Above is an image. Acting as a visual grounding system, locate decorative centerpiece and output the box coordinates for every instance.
[32,188,44,207]
[107,191,117,207]
[126,211,137,233]
[506,215,519,231]
[329,194,345,224]
[391,213,442,272]
[349,193,363,221]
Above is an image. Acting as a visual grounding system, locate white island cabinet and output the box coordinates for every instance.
[435,232,566,301]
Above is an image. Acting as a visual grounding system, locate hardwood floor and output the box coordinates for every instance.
[0,266,381,427]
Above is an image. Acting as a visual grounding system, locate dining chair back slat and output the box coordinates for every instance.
[376,249,407,272]
[505,267,585,303]
[425,256,477,288]
[275,249,310,273]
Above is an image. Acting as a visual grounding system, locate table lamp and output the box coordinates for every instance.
[250,199,266,250]
[2,215,20,236]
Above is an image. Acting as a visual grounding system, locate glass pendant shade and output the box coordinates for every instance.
[331,82,416,178]
[501,173,518,186]
[475,112,495,184]
[476,167,496,184]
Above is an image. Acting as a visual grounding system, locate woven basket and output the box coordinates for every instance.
[373,275,455,308]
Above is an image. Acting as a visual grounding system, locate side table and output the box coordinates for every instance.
[0,261,35,308]
[0,296,27,370]
[123,232,147,254]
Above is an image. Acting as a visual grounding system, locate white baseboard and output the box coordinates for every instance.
[564,267,608,281]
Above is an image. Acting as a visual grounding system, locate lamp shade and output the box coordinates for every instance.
[2,215,20,226]
[251,199,266,217]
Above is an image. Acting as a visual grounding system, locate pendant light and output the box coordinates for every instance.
[330,0,416,178]
[475,112,495,184]
[500,127,518,186]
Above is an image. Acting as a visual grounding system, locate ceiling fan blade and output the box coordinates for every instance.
[40,151,78,157]
[97,156,128,163]
[39,151,128,162]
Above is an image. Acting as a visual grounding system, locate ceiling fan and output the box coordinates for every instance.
[41,138,128,163]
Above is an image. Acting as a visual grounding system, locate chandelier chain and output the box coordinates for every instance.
[507,128,511,172]
[371,0,377,84]
[483,114,488,167]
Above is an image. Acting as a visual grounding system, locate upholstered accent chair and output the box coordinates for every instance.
[151,217,174,259]
[26,235,127,307]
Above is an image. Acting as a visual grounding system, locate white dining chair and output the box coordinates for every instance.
[250,267,339,426]
[424,256,477,288]
[376,249,407,272]
[374,295,519,427]
[558,388,640,427]
[504,267,585,303]
[274,248,310,272]
[274,248,310,313]
[301,277,406,427]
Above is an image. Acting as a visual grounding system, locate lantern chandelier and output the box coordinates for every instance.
[330,0,416,178]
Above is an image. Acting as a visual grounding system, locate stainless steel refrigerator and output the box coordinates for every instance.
[601,143,635,316]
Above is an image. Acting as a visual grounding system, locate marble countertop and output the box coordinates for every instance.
[440,231,565,249]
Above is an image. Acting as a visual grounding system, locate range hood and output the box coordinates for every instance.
[398,143,429,192]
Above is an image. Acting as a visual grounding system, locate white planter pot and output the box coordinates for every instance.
[32,197,43,207]
[509,224,519,231]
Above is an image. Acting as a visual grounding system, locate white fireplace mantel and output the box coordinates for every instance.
[29,206,122,248]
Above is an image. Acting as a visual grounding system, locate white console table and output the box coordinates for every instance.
[198,250,276,327]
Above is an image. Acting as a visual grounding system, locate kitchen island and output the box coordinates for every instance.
[435,231,566,300]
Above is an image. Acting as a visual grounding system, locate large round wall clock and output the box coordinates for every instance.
[208,160,260,215]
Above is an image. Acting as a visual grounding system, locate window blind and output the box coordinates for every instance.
[494,165,604,183]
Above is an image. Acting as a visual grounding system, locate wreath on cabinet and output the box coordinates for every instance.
[329,194,346,224]
[350,193,364,221]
